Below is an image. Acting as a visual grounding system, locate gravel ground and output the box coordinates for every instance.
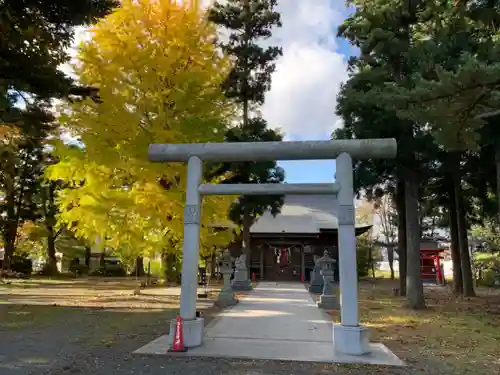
[0,313,398,375]
[1,278,497,375]
[0,303,441,375]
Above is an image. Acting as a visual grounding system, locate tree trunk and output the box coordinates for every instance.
[99,251,106,268]
[243,100,249,128]
[242,203,252,268]
[134,256,145,277]
[2,154,31,271]
[44,227,59,276]
[43,183,59,276]
[456,204,475,296]
[85,246,91,268]
[2,177,17,270]
[495,144,500,224]
[387,246,395,280]
[2,234,15,271]
[448,177,463,294]
[161,251,172,282]
[405,168,426,309]
[369,240,375,278]
[450,152,475,296]
[395,179,407,296]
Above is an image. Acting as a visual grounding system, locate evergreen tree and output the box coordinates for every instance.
[0,0,118,103]
[208,0,285,266]
[337,0,430,308]
[0,0,118,269]
[338,1,500,298]
[344,0,500,297]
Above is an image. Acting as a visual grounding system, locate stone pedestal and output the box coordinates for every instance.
[231,267,253,291]
[231,254,253,291]
[309,271,323,293]
[318,294,339,309]
[333,324,371,355]
[216,275,238,307]
[168,317,204,348]
[308,255,323,293]
[216,249,237,307]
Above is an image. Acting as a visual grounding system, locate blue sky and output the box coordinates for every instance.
[263,1,356,184]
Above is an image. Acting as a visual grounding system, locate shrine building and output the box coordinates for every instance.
[245,194,372,282]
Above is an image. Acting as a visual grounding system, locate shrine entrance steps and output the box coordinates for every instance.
[134,282,403,366]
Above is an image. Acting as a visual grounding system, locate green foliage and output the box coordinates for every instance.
[89,259,127,277]
[1,106,53,266]
[342,1,500,151]
[208,0,285,238]
[16,220,87,258]
[10,254,33,275]
[0,0,118,102]
[208,0,282,105]
[69,260,88,276]
[0,0,117,269]
[357,233,380,278]
[208,118,286,226]
[470,219,500,250]
[337,0,439,305]
[474,252,500,286]
[147,260,163,278]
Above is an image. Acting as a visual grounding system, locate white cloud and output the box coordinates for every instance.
[262,0,348,141]
[59,1,349,142]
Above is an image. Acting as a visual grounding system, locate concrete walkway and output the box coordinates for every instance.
[206,281,332,343]
[135,282,403,365]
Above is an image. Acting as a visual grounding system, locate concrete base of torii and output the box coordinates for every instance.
[168,317,204,348]
[333,324,371,355]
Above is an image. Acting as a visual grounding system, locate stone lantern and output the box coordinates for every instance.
[317,250,339,309]
[215,249,237,307]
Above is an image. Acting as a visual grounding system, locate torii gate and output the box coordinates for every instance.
[148,138,397,356]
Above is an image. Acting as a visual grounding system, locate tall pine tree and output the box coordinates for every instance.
[338,0,429,308]
[208,0,285,270]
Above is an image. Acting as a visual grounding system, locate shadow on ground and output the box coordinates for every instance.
[1,277,499,375]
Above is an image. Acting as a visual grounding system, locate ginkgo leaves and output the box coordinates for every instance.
[63,0,232,176]
[48,0,237,262]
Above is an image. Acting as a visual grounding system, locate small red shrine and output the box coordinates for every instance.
[420,239,445,285]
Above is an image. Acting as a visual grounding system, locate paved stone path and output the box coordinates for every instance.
[136,281,334,361]
[135,282,402,366]
[206,281,332,342]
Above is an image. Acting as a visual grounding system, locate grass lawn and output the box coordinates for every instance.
[324,278,500,374]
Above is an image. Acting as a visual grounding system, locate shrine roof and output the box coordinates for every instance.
[250,194,371,234]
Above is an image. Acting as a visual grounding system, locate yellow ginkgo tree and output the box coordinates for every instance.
[47,0,237,270]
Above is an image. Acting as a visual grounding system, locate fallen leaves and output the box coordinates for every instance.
[355,280,499,373]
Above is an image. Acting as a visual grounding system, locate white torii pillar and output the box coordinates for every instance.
[148,139,397,353]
